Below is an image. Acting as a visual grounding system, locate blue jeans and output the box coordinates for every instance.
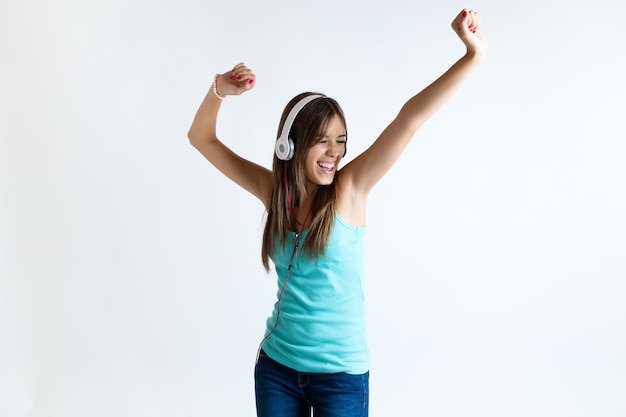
[255,350,369,417]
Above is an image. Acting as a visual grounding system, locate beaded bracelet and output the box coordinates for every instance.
[212,74,225,100]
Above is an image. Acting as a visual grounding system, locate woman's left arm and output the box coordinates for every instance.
[342,9,488,197]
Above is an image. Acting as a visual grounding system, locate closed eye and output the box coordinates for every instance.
[318,135,347,145]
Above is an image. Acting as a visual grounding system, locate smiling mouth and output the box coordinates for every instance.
[318,162,336,171]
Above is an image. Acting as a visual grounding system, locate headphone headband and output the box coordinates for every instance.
[275,94,325,161]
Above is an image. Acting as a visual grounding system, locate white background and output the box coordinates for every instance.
[2,0,625,416]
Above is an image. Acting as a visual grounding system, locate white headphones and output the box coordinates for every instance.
[274,94,325,161]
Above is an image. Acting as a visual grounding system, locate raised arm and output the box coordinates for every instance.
[341,9,488,198]
[187,63,272,206]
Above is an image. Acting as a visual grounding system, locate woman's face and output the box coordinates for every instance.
[303,114,347,187]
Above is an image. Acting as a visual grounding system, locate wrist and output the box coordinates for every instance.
[212,73,226,100]
[463,49,486,64]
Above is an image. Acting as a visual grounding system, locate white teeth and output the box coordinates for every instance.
[318,162,335,169]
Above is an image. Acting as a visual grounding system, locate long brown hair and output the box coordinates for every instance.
[261,92,347,271]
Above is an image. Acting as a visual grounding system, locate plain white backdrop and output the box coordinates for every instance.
[1,0,625,416]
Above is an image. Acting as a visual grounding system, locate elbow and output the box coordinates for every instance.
[393,115,423,139]
[188,129,219,155]
[187,130,194,146]
[187,129,201,149]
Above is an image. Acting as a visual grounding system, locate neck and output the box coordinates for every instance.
[291,189,316,232]
[302,181,319,203]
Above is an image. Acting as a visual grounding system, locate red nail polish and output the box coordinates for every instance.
[248,79,254,84]
[463,10,467,17]
[236,76,242,80]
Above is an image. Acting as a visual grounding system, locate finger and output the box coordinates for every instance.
[456,9,473,30]
[467,10,481,33]
[454,9,474,36]
[231,62,246,72]
[236,73,256,93]
[456,8,468,26]
[465,10,475,33]
[228,62,247,79]
[239,73,256,87]
[474,12,482,28]
[230,69,255,82]
[230,64,254,82]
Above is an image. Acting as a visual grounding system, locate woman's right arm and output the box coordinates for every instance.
[187,63,272,206]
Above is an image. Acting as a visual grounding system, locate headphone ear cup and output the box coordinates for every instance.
[275,94,324,162]
[275,136,295,160]
[286,137,295,160]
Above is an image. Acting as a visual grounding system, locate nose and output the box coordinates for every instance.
[327,141,341,157]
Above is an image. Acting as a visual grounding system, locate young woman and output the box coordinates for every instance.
[188,9,487,417]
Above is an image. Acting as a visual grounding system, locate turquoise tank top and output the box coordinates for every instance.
[261,214,370,374]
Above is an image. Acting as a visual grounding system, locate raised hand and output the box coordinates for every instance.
[214,62,256,97]
[451,9,488,61]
